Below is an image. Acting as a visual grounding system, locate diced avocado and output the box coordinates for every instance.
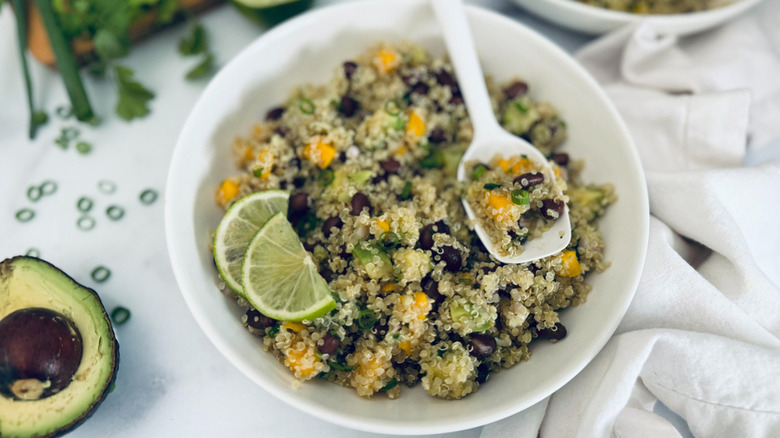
[449,298,492,334]
[352,242,393,280]
[0,257,119,438]
[502,96,540,135]
[440,146,465,177]
[348,170,374,187]
[568,185,609,222]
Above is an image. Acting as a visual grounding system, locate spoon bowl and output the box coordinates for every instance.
[434,0,571,263]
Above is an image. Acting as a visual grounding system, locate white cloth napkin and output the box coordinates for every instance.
[482,2,780,437]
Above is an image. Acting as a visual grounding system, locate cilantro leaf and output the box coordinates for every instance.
[114,65,155,120]
[185,54,214,80]
[179,23,207,56]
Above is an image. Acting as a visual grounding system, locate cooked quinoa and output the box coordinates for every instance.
[215,42,615,400]
[575,0,734,14]
[464,154,567,257]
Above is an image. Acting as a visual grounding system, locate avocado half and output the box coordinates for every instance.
[0,257,119,438]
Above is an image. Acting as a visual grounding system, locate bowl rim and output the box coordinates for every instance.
[165,0,649,434]
[520,0,764,26]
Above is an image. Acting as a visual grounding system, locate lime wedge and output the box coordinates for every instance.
[213,190,290,295]
[241,212,336,321]
[230,0,313,27]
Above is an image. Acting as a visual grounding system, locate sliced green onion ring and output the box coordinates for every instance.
[40,180,57,196]
[77,196,93,212]
[15,209,35,222]
[357,308,378,330]
[384,98,402,116]
[511,189,530,205]
[299,98,315,115]
[77,215,95,231]
[471,164,488,181]
[139,189,158,205]
[27,186,42,202]
[110,307,131,325]
[98,180,117,194]
[379,231,400,250]
[91,266,111,283]
[106,205,125,221]
[318,169,334,187]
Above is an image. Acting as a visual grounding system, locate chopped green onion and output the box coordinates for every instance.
[253,167,265,177]
[384,99,402,116]
[268,323,280,337]
[420,150,444,169]
[471,164,488,180]
[328,361,355,372]
[357,308,378,330]
[91,266,111,283]
[56,105,73,119]
[27,186,42,202]
[77,216,95,231]
[106,206,125,221]
[294,212,318,237]
[77,197,94,212]
[379,232,400,250]
[399,181,413,200]
[98,180,117,194]
[15,209,35,223]
[110,307,131,325]
[514,100,529,113]
[76,141,92,155]
[299,98,315,115]
[380,378,398,392]
[511,189,530,205]
[25,248,40,258]
[61,126,80,141]
[483,183,501,190]
[40,180,57,196]
[390,116,405,131]
[139,189,158,205]
[458,277,472,285]
[318,169,335,187]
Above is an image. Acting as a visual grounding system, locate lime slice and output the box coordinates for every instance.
[213,190,290,295]
[230,0,313,27]
[241,212,336,321]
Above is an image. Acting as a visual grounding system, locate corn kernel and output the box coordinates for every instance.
[398,340,413,355]
[285,343,316,377]
[496,156,533,176]
[406,111,425,137]
[303,139,337,169]
[374,48,400,75]
[413,292,429,320]
[556,250,582,277]
[394,145,408,156]
[375,219,390,232]
[381,282,397,293]
[255,149,273,179]
[283,321,308,333]
[487,192,514,220]
[216,179,239,206]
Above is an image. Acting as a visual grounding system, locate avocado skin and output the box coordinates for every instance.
[0,256,120,438]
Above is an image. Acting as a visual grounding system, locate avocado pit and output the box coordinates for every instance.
[0,308,83,401]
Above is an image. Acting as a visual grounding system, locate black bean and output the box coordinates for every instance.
[513,172,544,189]
[419,224,436,250]
[380,159,401,175]
[351,192,371,216]
[469,334,496,358]
[449,91,464,106]
[421,275,444,305]
[433,220,450,235]
[551,153,569,167]
[435,69,458,88]
[339,151,347,163]
[265,106,285,121]
[476,362,491,384]
[343,61,358,80]
[541,199,565,220]
[319,334,340,355]
[411,82,429,95]
[289,192,309,216]
[246,309,276,330]
[279,181,288,190]
[274,125,289,137]
[428,127,447,144]
[439,246,462,272]
[537,322,567,340]
[293,176,306,188]
[339,96,359,117]
[322,216,343,238]
[504,81,528,98]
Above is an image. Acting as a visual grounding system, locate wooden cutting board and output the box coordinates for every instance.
[27,0,225,67]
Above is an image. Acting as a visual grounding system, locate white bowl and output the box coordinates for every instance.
[165,1,649,434]
[512,0,764,35]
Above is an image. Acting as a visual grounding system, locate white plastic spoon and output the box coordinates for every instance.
[432,0,571,264]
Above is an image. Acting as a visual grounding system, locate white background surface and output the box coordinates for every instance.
[0,1,776,437]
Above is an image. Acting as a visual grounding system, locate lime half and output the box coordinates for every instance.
[213,190,290,295]
[230,0,313,27]
[241,212,336,321]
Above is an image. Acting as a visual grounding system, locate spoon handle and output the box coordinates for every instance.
[431,0,501,140]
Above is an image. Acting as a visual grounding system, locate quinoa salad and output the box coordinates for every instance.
[574,0,734,14]
[213,42,615,400]
[464,154,567,257]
